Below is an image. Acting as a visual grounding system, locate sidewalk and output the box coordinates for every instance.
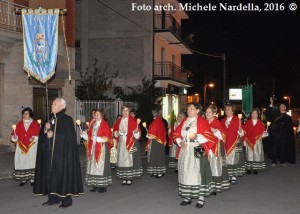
[0,151,14,179]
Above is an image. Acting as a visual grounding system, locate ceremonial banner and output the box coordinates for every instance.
[242,85,253,117]
[22,9,59,83]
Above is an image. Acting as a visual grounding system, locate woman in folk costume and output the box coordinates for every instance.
[173,102,216,208]
[205,105,230,194]
[82,109,97,149]
[168,112,186,171]
[81,109,112,193]
[221,104,246,184]
[146,110,167,178]
[113,105,143,185]
[242,108,268,175]
[11,107,40,186]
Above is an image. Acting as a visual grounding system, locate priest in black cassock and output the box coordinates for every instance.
[271,103,296,166]
[33,98,84,208]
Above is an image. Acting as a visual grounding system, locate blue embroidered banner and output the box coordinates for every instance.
[22,9,59,83]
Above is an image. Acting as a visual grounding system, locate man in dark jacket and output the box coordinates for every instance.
[33,98,84,208]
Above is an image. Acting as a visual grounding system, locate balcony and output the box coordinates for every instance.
[154,14,192,54]
[154,62,193,88]
[0,1,26,33]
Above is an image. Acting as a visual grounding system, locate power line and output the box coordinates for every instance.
[96,0,224,59]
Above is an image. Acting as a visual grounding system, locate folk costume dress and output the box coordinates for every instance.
[146,117,167,176]
[168,122,179,169]
[207,117,230,192]
[113,116,143,181]
[221,115,246,178]
[242,119,266,171]
[11,119,40,182]
[33,111,84,203]
[173,116,216,199]
[81,119,112,188]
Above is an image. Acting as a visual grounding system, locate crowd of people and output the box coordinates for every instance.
[10,96,297,209]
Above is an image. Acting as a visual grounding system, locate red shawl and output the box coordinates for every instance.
[11,120,40,154]
[113,116,140,152]
[87,120,112,163]
[221,115,240,155]
[173,116,216,157]
[146,117,167,151]
[208,117,226,156]
[242,119,265,150]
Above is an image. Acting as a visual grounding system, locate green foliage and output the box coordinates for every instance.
[169,110,177,125]
[75,58,118,100]
[113,77,163,136]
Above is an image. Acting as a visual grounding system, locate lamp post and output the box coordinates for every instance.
[283,96,291,109]
[203,83,215,109]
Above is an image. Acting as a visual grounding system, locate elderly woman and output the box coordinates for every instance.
[221,104,246,184]
[11,107,40,186]
[173,102,216,208]
[81,109,112,193]
[113,105,143,185]
[242,108,268,174]
[205,105,230,194]
[146,110,167,178]
[168,112,186,171]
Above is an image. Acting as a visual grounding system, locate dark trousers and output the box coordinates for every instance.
[48,194,72,206]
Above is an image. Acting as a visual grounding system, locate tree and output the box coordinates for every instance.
[76,58,118,100]
[113,77,163,138]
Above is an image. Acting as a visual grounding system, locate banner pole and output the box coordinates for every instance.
[46,81,49,121]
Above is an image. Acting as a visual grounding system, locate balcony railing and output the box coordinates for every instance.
[0,0,27,32]
[154,14,182,40]
[154,62,192,85]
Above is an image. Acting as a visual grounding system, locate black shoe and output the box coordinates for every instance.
[42,201,60,206]
[90,187,99,192]
[174,170,178,173]
[253,171,258,175]
[59,204,72,209]
[231,179,237,185]
[180,200,192,206]
[195,200,205,208]
[98,187,107,193]
[155,174,164,178]
[211,192,217,196]
[30,182,35,187]
[19,181,27,186]
[246,170,252,174]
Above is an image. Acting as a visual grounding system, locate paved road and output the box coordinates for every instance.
[0,143,300,214]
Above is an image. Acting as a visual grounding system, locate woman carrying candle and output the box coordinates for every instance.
[173,102,216,208]
[221,104,246,184]
[242,108,268,174]
[81,109,112,193]
[10,107,40,186]
[205,104,230,194]
[112,105,143,185]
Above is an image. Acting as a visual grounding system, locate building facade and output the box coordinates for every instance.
[0,0,76,151]
[76,0,193,119]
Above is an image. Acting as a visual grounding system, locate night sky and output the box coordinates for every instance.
[181,0,300,107]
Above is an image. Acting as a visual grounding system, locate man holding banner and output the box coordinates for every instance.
[22,8,83,208]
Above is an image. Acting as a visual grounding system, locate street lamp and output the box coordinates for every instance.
[203,83,215,109]
[283,96,291,109]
